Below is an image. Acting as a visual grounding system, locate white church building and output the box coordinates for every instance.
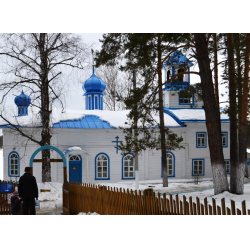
[0,51,231,184]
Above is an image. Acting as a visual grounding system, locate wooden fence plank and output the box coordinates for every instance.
[189,197,193,215]
[217,206,221,215]
[231,200,236,215]
[242,201,246,215]
[212,198,217,215]
[196,197,200,215]
[221,198,226,215]
[209,205,213,215]
[176,195,179,215]
[204,197,208,215]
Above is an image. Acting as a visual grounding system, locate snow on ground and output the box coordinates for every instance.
[32,177,250,213]
[37,182,62,210]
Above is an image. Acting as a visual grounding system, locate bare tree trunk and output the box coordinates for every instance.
[157,36,168,187]
[238,34,250,184]
[194,34,229,195]
[39,33,52,182]
[227,33,240,193]
[213,34,220,113]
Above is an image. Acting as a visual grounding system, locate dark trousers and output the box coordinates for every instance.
[12,212,18,215]
[22,197,36,215]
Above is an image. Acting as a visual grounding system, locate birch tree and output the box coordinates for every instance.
[0,33,88,182]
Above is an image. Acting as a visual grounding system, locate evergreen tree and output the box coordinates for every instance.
[96,33,186,187]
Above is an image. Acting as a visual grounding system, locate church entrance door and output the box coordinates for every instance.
[69,155,82,183]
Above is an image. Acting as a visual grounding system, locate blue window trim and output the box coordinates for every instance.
[178,92,194,105]
[196,132,207,148]
[222,131,228,148]
[172,66,175,77]
[161,151,175,178]
[95,152,110,180]
[224,159,230,175]
[192,159,205,176]
[69,154,82,183]
[121,153,135,180]
[8,151,20,177]
[88,95,91,110]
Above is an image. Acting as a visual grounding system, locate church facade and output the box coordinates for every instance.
[0,51,231,184]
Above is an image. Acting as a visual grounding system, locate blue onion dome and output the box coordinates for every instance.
[83,67,106,93]
[14,90,31,107]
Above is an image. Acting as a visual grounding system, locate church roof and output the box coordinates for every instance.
[0,109,183,128]
[166,108,229,122]
[83,67,106,94]
[163,50,193,68]
[14,90,31,107]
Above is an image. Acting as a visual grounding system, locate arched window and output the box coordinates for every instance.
[177,68,184,81]
[161,152,175,177]
[69,155,80,161]
[8,152,20,177]
[95,153,110,180]
[122,154,135,179]
[166,152,174,176]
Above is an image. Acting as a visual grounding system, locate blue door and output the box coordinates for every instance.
[69,155,82,183]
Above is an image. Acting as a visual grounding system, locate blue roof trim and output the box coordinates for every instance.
[180,119,230,123]
[163,108,185,127]
[52,115,116,129]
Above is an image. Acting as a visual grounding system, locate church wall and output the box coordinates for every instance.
[184,122,230,179]
[2,121,230,184]
[168,91,203,109]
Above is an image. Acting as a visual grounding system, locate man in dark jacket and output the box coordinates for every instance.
[18,167,38,215]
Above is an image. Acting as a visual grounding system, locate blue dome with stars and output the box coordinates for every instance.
[83,67,106,93]
[14,90,31,107]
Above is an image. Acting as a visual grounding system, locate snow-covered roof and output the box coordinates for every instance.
[0,109,182,129]
[167,108,229,122]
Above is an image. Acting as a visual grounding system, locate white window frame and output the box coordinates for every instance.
[197,133,206,148]
[193,159,204,176]
[96,154,108,179]
[123,154,135,179]
[166,153,174,176]
[9,152,19,177]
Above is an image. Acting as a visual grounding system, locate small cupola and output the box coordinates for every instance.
[14,90,31,116]
[162,50,193,89]
[83,67,106,110]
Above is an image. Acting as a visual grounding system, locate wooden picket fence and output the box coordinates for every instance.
[68,183,250,215]
[0,180,20,215]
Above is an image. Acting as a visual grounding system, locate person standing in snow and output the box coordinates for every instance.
[11,191,22,215]
[18,167,38,215]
